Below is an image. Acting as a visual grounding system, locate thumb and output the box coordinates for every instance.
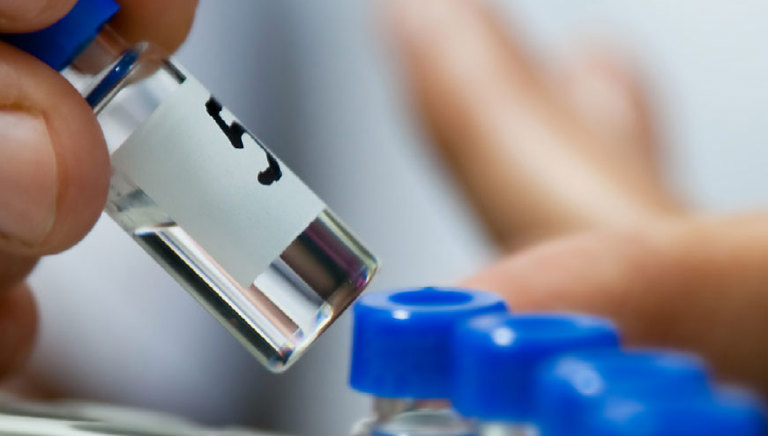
[0,42,109,256]
[464,216,768,395]
[0,1,112,377]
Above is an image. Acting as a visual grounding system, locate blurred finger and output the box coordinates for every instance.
[387,0,672,247]
[559,53,660,176]
[111,0,199,53]
[0,0,77,32]
[464,216,768,395]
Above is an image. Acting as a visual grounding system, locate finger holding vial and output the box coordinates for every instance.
[0,0,198,375]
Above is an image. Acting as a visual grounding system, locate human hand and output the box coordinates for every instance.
[387,0,768,395]
[387,0,681,249]
[0,0,197,376]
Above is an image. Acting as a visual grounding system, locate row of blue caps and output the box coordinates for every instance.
[349,287,767,436]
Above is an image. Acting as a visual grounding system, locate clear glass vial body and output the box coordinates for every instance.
[66,29,378,371]
[352,398,476,436]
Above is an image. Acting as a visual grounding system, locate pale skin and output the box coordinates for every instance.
[0,0,766,402]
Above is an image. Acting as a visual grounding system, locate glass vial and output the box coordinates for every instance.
[2,0,379,372]
[349,288,509,436]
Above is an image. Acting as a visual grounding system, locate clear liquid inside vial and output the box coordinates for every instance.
[76,43,378,371]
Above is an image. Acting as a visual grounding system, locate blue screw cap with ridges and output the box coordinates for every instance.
[452,312,620,422]
[585,388,767,436]
[536,349,712,436]
[349,287,508,399]
[0,0,120,71]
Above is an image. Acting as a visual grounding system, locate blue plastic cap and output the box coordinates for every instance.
[0,0,120,71]
[585,389,768,436]
[451,313,620,422]
[536,349,712,436]
[349,287,508,399]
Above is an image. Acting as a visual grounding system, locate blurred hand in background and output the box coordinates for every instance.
[388,0,768,396]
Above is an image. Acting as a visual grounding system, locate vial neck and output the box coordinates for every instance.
[71,24,130,74]
[372,398,453,422]
[62,25,172,112]
[477,421,538,436]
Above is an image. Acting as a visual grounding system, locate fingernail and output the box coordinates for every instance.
[387,0,423,36]
[388,0,454,42]
[567,62,637,133]
[0,110,58,246]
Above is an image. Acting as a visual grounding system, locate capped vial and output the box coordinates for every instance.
[535,349,711,436]
[583,388,767,436]
[452,313,620,436]
[0,0,378,371]
[349,287,509,436]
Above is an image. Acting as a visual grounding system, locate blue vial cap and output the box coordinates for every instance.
[349,287,508,399]
[585,389,767,436]
[0,0,120,71]
[536,349,712,436]
[452,313,620,422]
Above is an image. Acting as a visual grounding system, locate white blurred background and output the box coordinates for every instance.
[26,1,768,435]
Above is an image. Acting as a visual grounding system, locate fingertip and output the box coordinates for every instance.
[111,0,198,54]
[384,0,430,44]
[561,51,651,137]
[385,0,486,53]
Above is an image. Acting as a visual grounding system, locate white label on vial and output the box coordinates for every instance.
[112,76,325,288]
